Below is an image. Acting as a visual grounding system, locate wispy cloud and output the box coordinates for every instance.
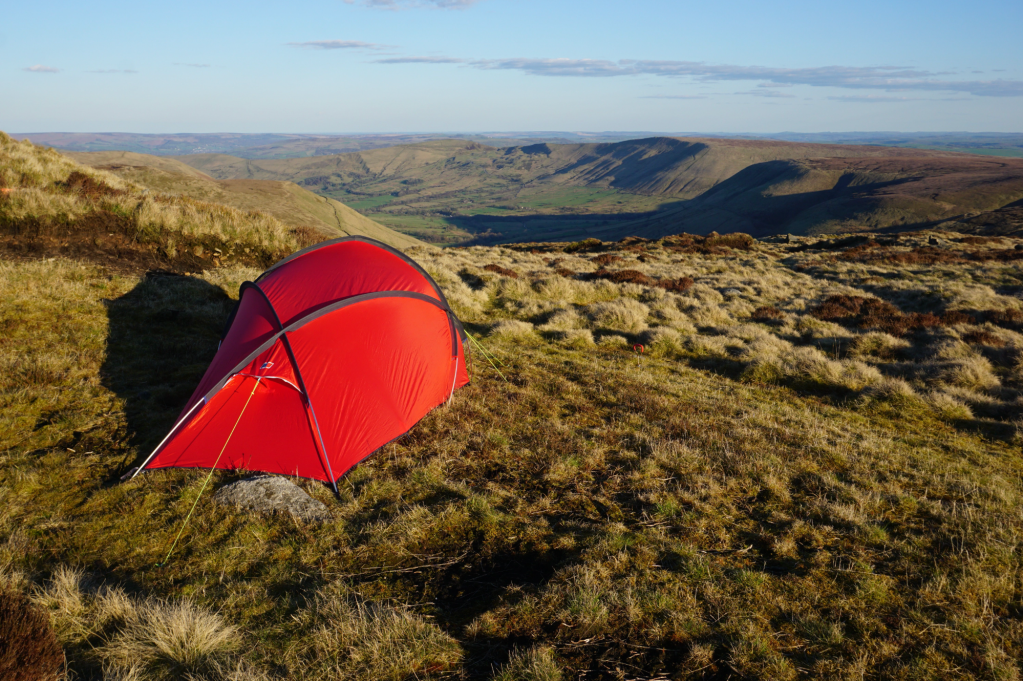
[289,40,392,50]
[175,62,211,68]
[87,69,138,74]
[457,58,1023,97]
[739,90,796,98]
[372,55,467,64]
[23,65,59,73]
[828,95,922,103]
[344,0,480,8]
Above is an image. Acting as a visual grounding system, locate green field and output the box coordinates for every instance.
[365,213,474,245]
[342,194,397,212]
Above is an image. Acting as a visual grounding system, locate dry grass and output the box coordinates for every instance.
[2,148,1023,680]
[296,585,463,680]
[491,646,562,681]
[28,567,244,681]
[0,132,303,271]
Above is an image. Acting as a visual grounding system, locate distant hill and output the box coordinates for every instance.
[12,132,648,159]
[13,131,1023,159]
[172,137,1023,243]
[605,153,1023,239]
[67,151,422,250]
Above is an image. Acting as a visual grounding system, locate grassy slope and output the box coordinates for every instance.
[174,139,1023,244]
[68,150,422,250]
[3,193,1023,680]
[0,133,307,272]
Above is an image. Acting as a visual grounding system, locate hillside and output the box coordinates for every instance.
[67,150,422,250]
[0,133,310,272]
[3,210,1023,679]
[173,138,1023,244]
[607,154,1023,239]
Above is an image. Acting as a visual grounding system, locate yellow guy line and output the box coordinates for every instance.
[157,376,262,567]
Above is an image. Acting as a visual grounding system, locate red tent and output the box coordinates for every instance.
[132,237,469,490]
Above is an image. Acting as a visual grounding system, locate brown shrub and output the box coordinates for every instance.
[587,269,694,292]
[590,253,624,267]
[657,276,695,293]
[483,264,520,279]
[941,310,977,326]
[751,306,785,322]
[811,295,945,337]
[57,171,124,199]
[962,330,1007,347]
[660,232,756,255]
[589,269,654,286]
[554,268,577,278]
[981,308,1023,329]
[546,257,564,267]
[841,244,1023,265]
[981,249,1023,262]
[841,245,967,265]
[0,588,63,681]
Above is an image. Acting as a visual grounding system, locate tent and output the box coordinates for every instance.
[131,236,469,490]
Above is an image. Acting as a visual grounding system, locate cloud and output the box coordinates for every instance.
[289,40,391,50]
[87,69,138,74]
[344,0,479,8]
[175,62,211,68]
[737,89,797,98]
[461,58,1023,97]
[23,65,59,73]
[640,94,707,99]
[828,95,921,102]
[372,55,467,64]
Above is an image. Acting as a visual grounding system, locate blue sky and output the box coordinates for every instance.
[3,0,1021,133]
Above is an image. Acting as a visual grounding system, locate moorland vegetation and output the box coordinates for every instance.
[2,133,1023,680]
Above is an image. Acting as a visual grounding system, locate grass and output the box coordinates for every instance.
[0,133,310,271]
[365,213,475,246]
[3,141,1023,679]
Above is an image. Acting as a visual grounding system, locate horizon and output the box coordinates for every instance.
[10,129,1023,135]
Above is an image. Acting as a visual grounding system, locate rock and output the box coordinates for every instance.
[214,475,331,522]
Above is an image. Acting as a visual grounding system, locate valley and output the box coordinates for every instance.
[170,137,1023,245]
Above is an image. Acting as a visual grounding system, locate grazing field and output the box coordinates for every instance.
[3,133,1023,680]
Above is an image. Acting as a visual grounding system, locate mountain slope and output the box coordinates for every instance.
[68,151,422,250]
[177,137,955,200]
[606,154,1023,239]
[172,137,1023,242]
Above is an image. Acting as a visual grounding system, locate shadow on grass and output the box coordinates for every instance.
[100,270,235,476]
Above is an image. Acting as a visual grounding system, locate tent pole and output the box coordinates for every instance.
[131,396,207,480]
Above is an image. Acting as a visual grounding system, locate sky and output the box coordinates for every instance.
[3,0,1022,133]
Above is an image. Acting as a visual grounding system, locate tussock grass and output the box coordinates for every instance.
[28,567,244,680]
[0,132,303,270]
[491,646,562,681]
[297,585,462,680]
[3,173,1023,679]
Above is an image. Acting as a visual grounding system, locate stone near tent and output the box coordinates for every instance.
[215,475,331,523]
